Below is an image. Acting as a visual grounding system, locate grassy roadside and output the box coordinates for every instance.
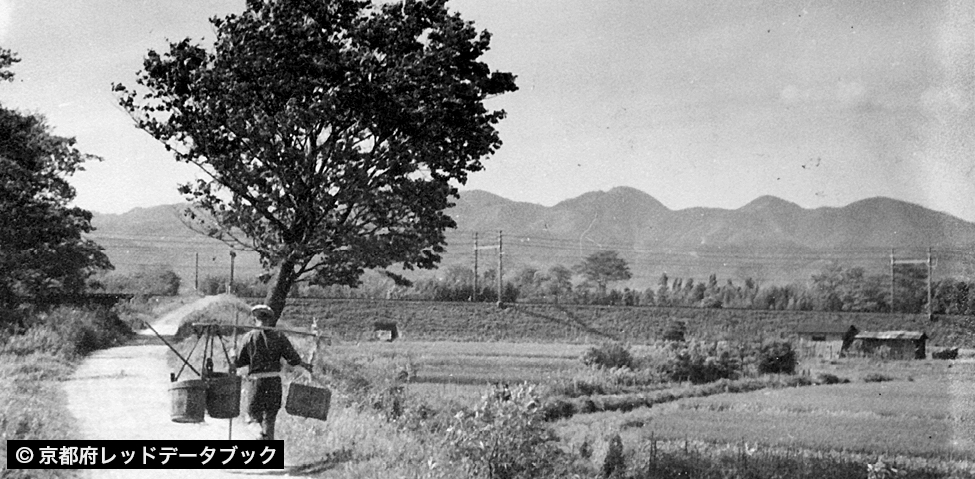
[0,304,139,478]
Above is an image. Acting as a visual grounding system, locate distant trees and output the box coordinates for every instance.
[98,266,181,296]
[932,279,975,315]
[811,262,888,312]
[175,248,974,315]
[0,49,112,311]
[892,264,928,313]
[574,250,631,296]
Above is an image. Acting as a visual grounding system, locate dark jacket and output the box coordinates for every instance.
[234,329,303,374]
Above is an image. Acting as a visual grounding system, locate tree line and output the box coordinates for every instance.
[111,249,975,316]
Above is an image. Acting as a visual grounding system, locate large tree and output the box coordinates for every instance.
[574,250,632,296]
[116,0,517,317]
[0,49,112,310]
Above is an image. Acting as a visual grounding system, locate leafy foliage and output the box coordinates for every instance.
[660,342,743,384]
[0,51,111,312]
[812,262,889,312]
[574,250,631,295]
[442,384,566,479]
[97,266,181,296]
[1,307,132,359]
[756,341,797,375]
[115,0,517,318]
[660,320,687,342]
[581,342,634,370]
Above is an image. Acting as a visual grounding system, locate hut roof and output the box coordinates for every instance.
[796,323,856,334]
[855,331,927,341]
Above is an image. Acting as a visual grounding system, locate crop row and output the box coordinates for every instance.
[269,298,975,347]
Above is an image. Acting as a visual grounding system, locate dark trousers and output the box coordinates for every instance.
[246,377,282,440]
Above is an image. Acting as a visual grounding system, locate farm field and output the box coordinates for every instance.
[323,340,587,382]
[557,361,975,465]
[169,297,975,476]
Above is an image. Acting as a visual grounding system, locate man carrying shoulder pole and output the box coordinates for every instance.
[234,304,312,440]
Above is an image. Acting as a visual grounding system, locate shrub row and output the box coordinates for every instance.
[1,307,133,359]
[581,340,797,386]
[541,375,818,421]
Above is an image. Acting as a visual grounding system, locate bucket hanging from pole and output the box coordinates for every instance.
[205,372,241,419]
[170,379,206,423]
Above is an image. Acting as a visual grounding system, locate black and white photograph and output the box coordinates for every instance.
[1,1,974,478]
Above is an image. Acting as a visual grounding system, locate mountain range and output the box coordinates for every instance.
[89,187,975,289]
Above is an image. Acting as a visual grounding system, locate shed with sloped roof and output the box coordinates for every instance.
[851,330,927,360]
[795,323,858,359]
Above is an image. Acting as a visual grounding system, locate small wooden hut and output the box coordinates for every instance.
[373,321,399,342]
[796,323,858,359]
[851,331,927,360]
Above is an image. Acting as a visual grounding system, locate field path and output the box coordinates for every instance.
[64,295,310,479]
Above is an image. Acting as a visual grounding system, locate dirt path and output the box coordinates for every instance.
[64,295,309,479]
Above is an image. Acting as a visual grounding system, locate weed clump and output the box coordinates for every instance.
[815,373,849,385]
[756,341,797,375]
[442,384,572,479]
[862,373,895,383]
[931,348,958,360]
[2,307,132,359]
[581,342,634,370]
[659,342,742,384]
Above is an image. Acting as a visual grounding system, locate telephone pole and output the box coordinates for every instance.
[472,232,479,302]
[890,248,895,313]
[927,247,933,318]
[228,250,236,295]
[497,230,503,307]
[890,248,933,316]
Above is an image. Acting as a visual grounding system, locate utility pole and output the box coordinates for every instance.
[927,247,933,318]
[228,250,236,295]
[891,248,930,317]
[472,232,479,302]
[890,248,895,313]
[195,252,200,291]
[497,230,503,308]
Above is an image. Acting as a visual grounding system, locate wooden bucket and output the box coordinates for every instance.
[170,379,206,423]
[205,372,241,419]
[285,383,331,421]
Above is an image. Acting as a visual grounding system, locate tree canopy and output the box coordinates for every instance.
[0,48,112,310]
[574,250,632,295]
[115,0,517,317]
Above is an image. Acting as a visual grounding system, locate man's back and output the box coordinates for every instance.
[235,329,302,374]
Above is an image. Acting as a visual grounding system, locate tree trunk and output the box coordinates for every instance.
[264,257,299,321]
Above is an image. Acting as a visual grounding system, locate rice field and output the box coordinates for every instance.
[168,299,975,475]
[323,340,585,383]
[557,361,975,465]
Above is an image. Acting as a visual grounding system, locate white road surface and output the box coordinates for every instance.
[64,296,310,479]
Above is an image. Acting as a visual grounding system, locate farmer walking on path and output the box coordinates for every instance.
[234,304,312,440]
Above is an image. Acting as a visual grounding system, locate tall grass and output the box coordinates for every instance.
[2,307,133,359]
[0,306,134,478]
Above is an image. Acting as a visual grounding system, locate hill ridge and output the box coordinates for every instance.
[88,189,975,286]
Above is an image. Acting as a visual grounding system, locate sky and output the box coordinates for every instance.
[0,0,973,220]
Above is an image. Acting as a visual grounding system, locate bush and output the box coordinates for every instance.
[581,342,634,370]
[1,307,132,359]
[660,321,687,342]
[862,373,895,383]
[815,373,848,385]
[932,348,958,360]
[756,341,797,375]
[98,266,181,295]
[442,384,567,479]
[660,342,742,384]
